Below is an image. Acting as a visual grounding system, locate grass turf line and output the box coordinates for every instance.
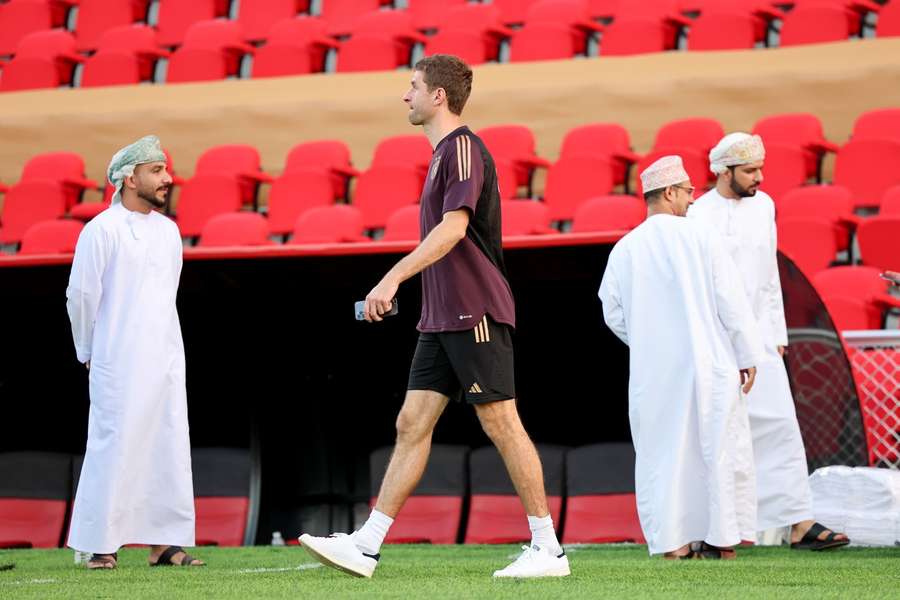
[1,544,898,599]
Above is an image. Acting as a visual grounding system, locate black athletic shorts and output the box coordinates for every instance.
[407,315,515,404]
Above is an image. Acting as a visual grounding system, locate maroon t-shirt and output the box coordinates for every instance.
[417,126,515,332]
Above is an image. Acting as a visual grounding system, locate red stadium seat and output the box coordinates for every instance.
[425,29,493,65]
[266,170,335,237]
[813,266,900,329]
[0,56,60,92]
[687,11,756,50]
[253,17,338,77]
[175,174,243,238]
[635,149,708,197]
[653,117,723,183]
[81,52,141,87]
[780,5,851,47]
[94,24,170,82]
[165,48,229,83]
[792,0,880,37]
[74,0,151,52]
[283,139,359,201]
[509,22,580,61]
[20,151,98,210]
[19,219,83,254]
[336,35,400,73]
[685,0,784,42]
[198,212,274,247]
[521,0,603,55]
[69,201,110,221]
[0,0,56,56]
[752,113,839,181]
[852,108,900,143]
[492,0,541,25]
[776,218,840,277]
[156,0,230,47]
[15,29,84,86]
[833,139,900,209]
[195,144,274,208]
[560,123,641,188]
[608,0,691,49]
[881,186,900,215]
[0,452,72,549]
[408,0,469,31]
[823,295,882,330]
[857,217,900,272]
[238,0,310,42]
[0,181,67,246]
[371,445,468,544]
[370,134,433,173]
[600,18,669,55]
[381,204,420,241]
[349,10,427,68]
[352,166,423,230]
[477,125,551,191]
[760,143,808,199]
[192,448,253,547]
[434,4,514,63]
[181,19,255,77]
[321,0,390,37]
[464,445,565,544]
[495,159,519,200]
[542,157,615,222]
[562,443,645,544]
[571,195,646,232]
[290,204,367,243]
[501,200,555,235]
[776,186,858,253]
[877,0,900,37]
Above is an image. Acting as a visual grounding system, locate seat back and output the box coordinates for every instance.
[195,144,269,207]
[464,445,565,543]
[0,452,72,548]
[857,217,900,272]
[501,200,554,235]
[166,47,229,83]
[776,217,839,277]
[562,443,644,543]
[175,174,243,237]
[19,219,84,254]
[75,0,150,52]
[238,0,310,41]
[600,18,668,56]
[688,11,756,50]
[0,56,60,92]
[560,123,636,186]
[370,444,469,544]
[509,22,578,62]
[571,195,646,232]
[267,170,335,236]
[290,204,366,243]
[852,108,900,143]
[0,180,68,245]
[780,5,850,46]
[157,0,224,47]
[760,143,808,199]
[198,212,273,247]
[833,139,900,209]
[336,35,402,73]
[753,112,835,180]
[543,157,615,221]
[371,135,433,172]
[82,52,141,87]
[284,139,356,200]
[192,447,253,546]
[352,166,422,230]
[381,204,421,241]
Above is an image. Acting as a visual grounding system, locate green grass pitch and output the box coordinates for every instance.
[1,544,898,599]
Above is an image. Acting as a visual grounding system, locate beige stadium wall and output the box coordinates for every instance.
[0,37,899,210]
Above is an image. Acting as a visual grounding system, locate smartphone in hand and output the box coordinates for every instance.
[880,272,900,286]
[355,298,399,321]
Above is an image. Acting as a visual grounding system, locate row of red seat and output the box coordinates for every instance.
[2,109,899,250]
[2,0,898,91]
[0,449,252,549]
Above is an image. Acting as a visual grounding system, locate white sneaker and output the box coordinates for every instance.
[298,532,379,578]
[492,544,570,578]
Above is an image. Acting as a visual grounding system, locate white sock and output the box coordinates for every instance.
[528,514,562,555]
[354,509,393,556]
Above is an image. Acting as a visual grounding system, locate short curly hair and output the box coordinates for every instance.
[414,55,473,116]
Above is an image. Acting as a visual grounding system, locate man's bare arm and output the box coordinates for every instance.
[364,210,469,322]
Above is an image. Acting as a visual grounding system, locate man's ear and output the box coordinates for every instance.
[124,173,137,190]
[433,87,445,106]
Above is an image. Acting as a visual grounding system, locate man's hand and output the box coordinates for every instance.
[85,360,91,371]
[884,271,900,286]
[740,366,757,394]
[777,346,785,357]
[364,276,399,323]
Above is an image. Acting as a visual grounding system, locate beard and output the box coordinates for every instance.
[730,177,758,198]
[138,187,169,209]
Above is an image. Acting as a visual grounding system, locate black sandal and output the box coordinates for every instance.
[149,546,204,567]
[88,552,118,569]
[693,541,736,560]
[790,522,850,551]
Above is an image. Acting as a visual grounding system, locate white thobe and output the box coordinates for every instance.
[689,189,814,531]
[65,202,194,554]
[599,214,765,555]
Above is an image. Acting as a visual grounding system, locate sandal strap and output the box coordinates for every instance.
[802,522,829,543]
[156,546,184,566]
[180,552,198,566]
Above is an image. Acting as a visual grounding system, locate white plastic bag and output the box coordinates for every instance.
[809,465,900,547]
